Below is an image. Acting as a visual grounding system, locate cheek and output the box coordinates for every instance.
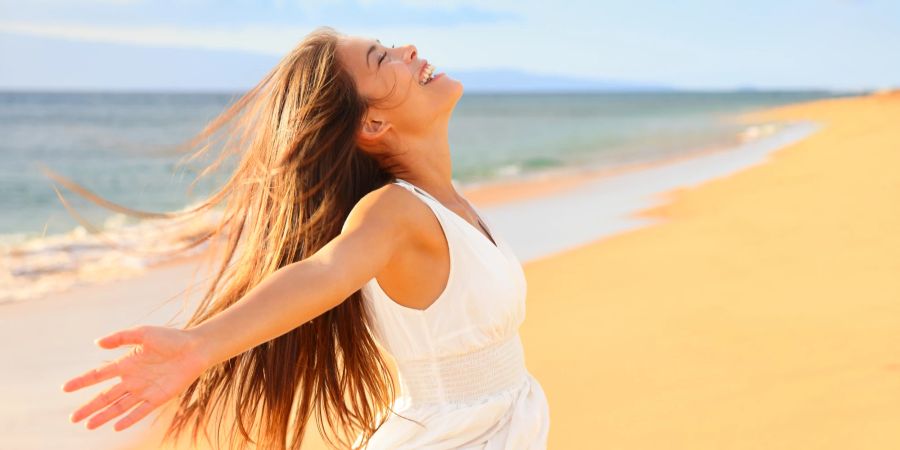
[368,68,404,102]
[384,68,422,105]
[394,64,415,84]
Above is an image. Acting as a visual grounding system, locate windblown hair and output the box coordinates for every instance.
[44,26,417,449]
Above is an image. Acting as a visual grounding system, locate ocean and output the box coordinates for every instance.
[0,90,844,302]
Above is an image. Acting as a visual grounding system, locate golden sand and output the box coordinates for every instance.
[125,92,899,449]
[520,92,900,449]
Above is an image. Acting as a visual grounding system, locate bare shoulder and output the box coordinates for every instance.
[342,182,432,246]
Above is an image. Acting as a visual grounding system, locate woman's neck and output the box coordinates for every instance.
[392,124,459,204]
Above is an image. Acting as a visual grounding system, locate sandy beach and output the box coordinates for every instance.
[2,91,897,449]
[522,91,900,449]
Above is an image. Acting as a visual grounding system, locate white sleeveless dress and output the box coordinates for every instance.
[347,178,551,449]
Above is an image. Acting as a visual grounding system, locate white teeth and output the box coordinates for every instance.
[420,63,436,85]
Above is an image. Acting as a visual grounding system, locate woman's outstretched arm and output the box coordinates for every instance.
[188,185,416,367]
[61,185,418,431]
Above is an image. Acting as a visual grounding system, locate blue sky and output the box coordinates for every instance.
[1,0,898,90]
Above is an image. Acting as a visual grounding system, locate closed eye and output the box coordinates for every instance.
[378,44,394,68]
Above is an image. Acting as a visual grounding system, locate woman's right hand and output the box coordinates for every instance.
[62,325,211,432]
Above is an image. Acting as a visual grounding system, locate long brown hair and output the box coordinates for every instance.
[44,26,416,449]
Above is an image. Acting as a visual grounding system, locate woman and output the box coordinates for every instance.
[60,26,550,449]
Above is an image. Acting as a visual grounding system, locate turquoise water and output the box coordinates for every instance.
[0,90,847,302]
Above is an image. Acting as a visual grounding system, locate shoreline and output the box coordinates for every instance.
[460,122,788,207]
[473,119,819,263]
[6,110,797,307]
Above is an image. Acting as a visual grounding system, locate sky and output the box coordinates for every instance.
[1,0,898,91]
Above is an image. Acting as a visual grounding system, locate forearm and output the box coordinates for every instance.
[185,259,346,368]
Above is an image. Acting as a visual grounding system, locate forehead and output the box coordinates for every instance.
[337,35,380,74]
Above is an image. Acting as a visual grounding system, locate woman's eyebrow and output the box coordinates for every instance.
[366,39,382,68]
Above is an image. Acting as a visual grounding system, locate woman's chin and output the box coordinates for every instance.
[444,75,464,96]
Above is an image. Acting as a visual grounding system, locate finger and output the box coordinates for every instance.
[70,382,128,423]
[62,361,119,392]
[113,399,158,432]
[95,326,146,349]
[85,392,141,430]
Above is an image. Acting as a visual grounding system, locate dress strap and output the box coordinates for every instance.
[394,178,498,248]
[393,179,456,230]
[393,178,431,199]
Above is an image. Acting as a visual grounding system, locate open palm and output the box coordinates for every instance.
[62,325,210,432]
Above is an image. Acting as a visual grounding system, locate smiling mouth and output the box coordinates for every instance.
[419,63,436,86]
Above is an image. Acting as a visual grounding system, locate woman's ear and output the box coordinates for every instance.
[358,117,393,145]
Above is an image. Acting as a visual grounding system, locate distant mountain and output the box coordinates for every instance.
[0,32,670,93]
[450,69,671,92]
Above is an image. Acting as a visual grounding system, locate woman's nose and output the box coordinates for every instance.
[402,44,417,62]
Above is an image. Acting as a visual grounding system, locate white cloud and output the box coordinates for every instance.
[0,21,310,55]
[9,0,143,4]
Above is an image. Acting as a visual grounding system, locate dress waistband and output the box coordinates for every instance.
[394,333,528,407]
